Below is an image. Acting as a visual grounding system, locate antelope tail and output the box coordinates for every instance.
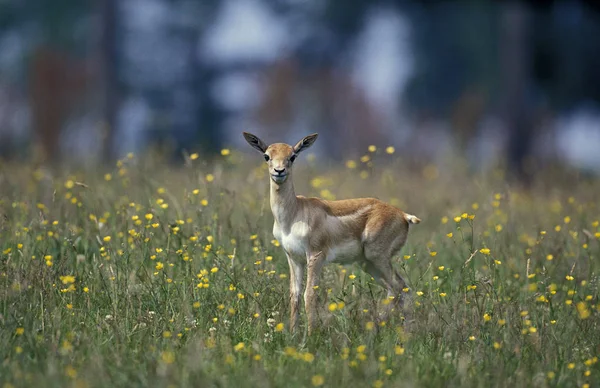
[404,213,421,224]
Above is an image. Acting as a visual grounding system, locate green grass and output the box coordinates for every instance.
[1,150,599,388]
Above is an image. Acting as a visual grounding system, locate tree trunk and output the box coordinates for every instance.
[100,0,118,162]
[501,2,533,181]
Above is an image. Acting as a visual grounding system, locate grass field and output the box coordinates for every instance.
[1,148,599,388]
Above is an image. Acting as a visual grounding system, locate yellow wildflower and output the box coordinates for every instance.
[234,342,245,352]
[311,375,324,386]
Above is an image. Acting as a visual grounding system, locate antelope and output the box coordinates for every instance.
[243,132,421,335]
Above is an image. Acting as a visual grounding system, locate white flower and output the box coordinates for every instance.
[263,332,272,343]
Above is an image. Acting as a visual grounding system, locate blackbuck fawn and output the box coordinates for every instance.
[243,132,421,335]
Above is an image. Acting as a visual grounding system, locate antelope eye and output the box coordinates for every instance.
[290,154,297,163]
[264,154,270,161]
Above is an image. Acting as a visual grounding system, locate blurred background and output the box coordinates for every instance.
[1,0,600,177]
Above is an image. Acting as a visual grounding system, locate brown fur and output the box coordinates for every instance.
[243,132,420,335]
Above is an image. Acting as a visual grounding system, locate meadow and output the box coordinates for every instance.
[1,147,599,388]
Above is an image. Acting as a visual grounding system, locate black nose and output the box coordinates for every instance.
[274,168,285,174]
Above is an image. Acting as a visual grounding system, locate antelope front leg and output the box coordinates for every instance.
[304,251,325,335]
[286,253,305,334]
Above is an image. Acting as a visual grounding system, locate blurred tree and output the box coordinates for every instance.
[0,0,93,162]
[403,0,600,177]
[262,0,388,157]
[533,1,600,110]
[2,0,600,168]
[124,0,223,158]
[100,0,118,162]
[29,48,91,162]
[501,2,533,180]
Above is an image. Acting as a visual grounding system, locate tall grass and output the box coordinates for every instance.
[1,149,599,387]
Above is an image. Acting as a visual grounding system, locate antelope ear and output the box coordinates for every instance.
[243,132,268,153]
[293,133,318,154]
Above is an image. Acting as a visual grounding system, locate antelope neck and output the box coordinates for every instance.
[270,176,299,229]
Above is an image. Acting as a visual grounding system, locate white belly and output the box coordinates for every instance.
[274,221,363,264]
[326,240,363,263]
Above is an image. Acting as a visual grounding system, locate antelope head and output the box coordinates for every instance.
[243,132,318,185]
